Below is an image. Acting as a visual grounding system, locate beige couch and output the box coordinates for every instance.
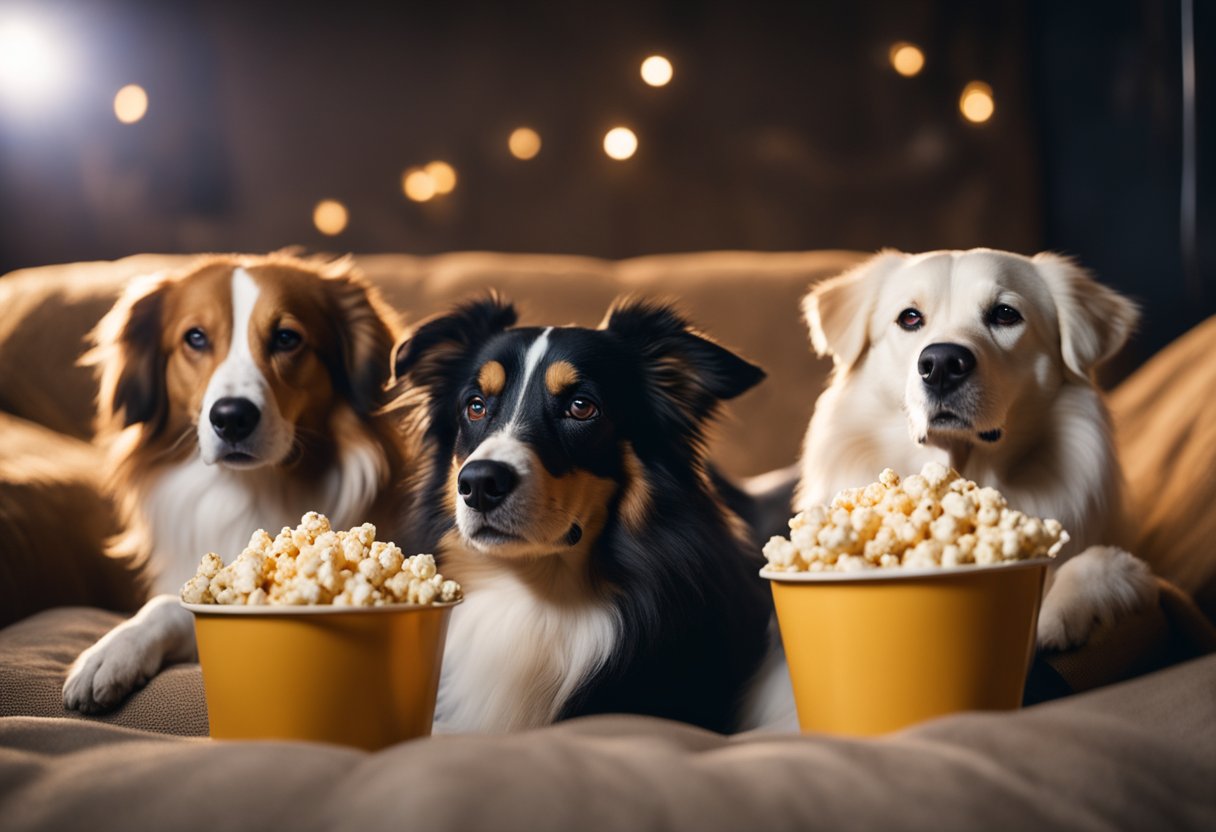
[1,251,1214,830]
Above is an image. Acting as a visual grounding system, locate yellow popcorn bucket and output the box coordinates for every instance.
[762,559,1048,736]
[185,601,458,750]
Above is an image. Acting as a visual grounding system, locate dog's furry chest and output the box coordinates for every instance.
[435,557,620,733]
[141,452,381,595]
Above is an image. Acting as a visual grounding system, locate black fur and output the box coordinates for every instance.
[321,273,398,417]
[393,296,772,733]
[605,301,765,467]
[710,464,800,549]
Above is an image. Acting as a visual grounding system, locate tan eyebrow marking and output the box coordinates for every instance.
[544,360,579,396]
[478,360,506,396]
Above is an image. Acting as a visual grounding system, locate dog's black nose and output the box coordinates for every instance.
[919,343,976,396]
[209,397,261,443]
[458,460,518,512]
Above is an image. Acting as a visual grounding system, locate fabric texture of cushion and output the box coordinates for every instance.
[1,652,1213,832]
[0,608,206,736]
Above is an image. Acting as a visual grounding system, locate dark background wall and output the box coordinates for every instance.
[0,0,1209,373]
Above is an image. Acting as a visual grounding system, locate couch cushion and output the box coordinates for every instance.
[1,653,1213,832]
[0,251,864,477]
[0,607,206,736]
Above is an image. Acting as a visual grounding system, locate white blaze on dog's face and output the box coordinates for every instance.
[194,267,295,466]
[804,249,1139,458]
[450,327,621,560]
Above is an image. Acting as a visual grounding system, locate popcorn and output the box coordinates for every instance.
[181,512,462,607]
[762,464,1069,573]
[180,574,213,605]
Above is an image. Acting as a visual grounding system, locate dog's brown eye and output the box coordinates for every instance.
[184,327,209,350]
[466,396,487,421]
[988,304,1023,327]
[897,308,924,331]
[567,397,599,421]
[271,328,303,352]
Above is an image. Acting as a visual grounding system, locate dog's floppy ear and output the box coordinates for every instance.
[82,273,169,433]
[320,260,401,416]
[604,299,765,434]
[803,251,903,370]
[1032,253,1140,378]
[393,293,518,389]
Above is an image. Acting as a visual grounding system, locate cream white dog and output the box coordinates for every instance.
[796,248,1156,650]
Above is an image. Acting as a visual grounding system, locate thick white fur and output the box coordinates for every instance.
[434,543,619,733]
[146,431,387,597]
[63,270,388,714]
[1035,545,1155,650]
[745,249,1157,731]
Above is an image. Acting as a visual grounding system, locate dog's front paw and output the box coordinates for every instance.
[1036,593,1099,652]
[62,630,161,713]
[1036,546,1158,652]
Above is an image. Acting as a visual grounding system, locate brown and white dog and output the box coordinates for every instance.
[796,249,1157,649]
[63,253,404,712]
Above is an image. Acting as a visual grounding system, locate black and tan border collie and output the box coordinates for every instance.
[64,252,404,712]
[392,295,772,733]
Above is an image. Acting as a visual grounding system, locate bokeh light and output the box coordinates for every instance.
[313,200,348,236]
[425,161,457,195]
[402,168,437,202]
[888,43,924,77]
[0,18,64,101]
[508,127,542,160]
[959,81,995,123]
[640,55,673,87]
[603,127,638,161]
[113,84,148,124]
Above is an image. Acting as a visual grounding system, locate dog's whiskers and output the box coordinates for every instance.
[149,426,196,462]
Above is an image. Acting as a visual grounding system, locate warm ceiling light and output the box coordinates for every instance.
[425,161,457,195]
[313,200,348,236]
[959,81,995,123]
[0,18,65,101]
[640,55,673,87]
[888,42,924,77]
[508,127,541,160]
[402,168,436,202]
[603,127,638,161]
[113,84,148,124]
